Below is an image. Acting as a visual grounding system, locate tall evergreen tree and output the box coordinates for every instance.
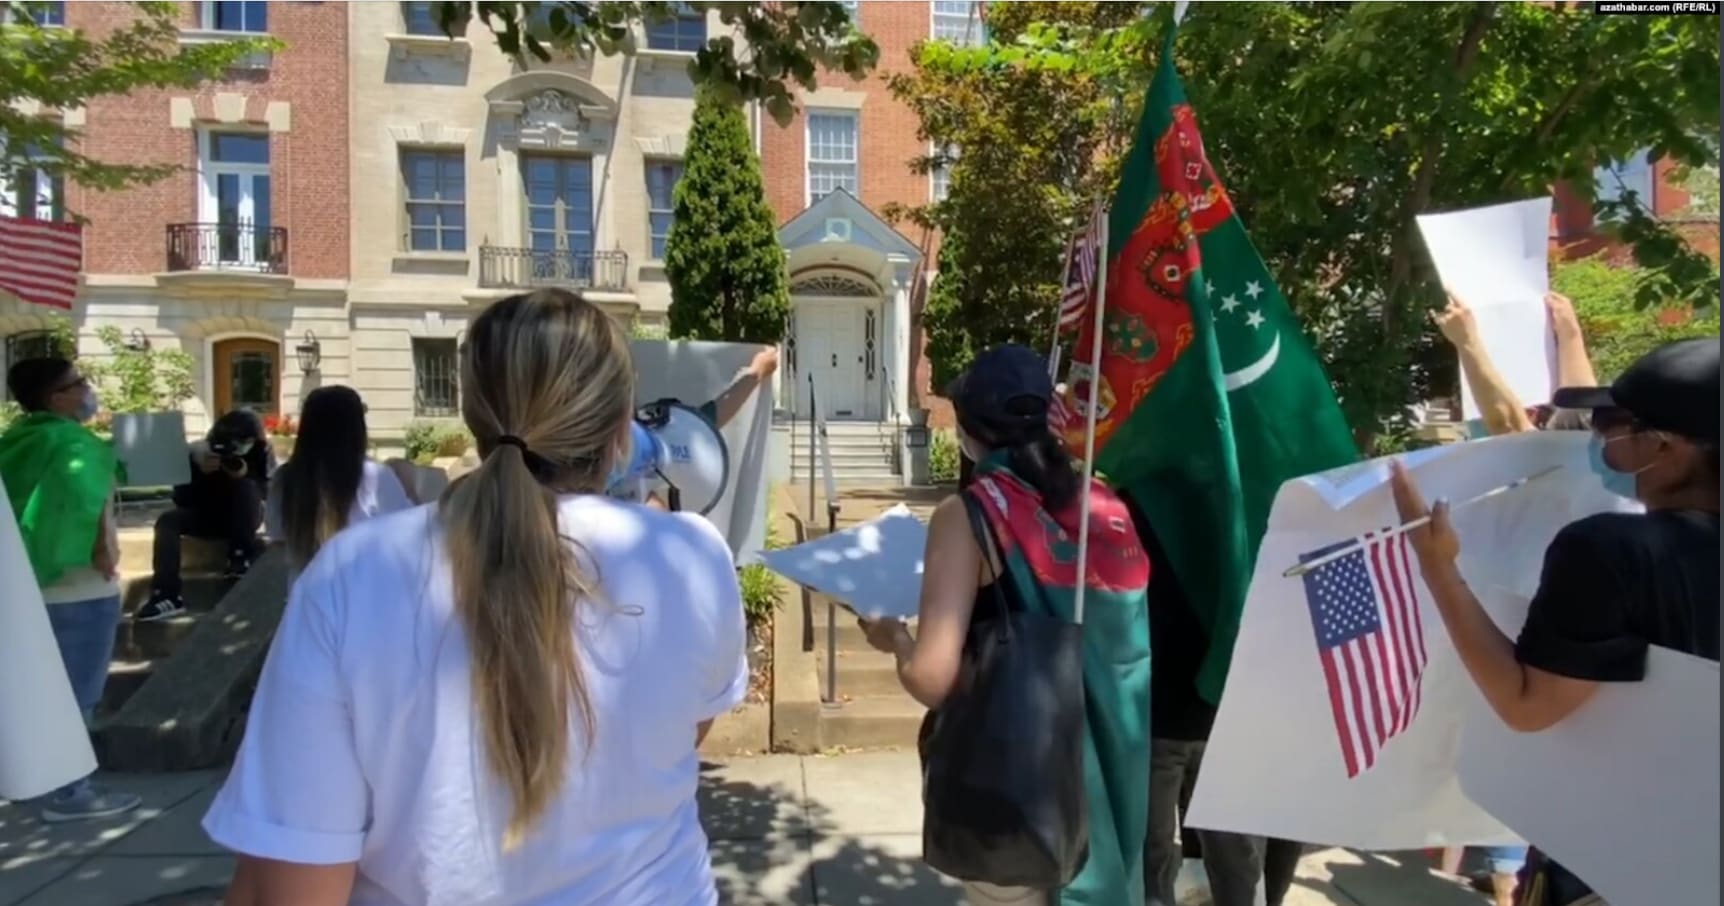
[665,87,789,343]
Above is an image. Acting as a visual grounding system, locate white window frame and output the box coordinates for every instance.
[202,0,268,33]
[645,158,683,261]
[643,1,705,53]
[0,135,65,222]
[931,0,983,47]
[197,130,273,268]
[805,110,859,206]
[930,143,958,202]
[1594,148,1655,220]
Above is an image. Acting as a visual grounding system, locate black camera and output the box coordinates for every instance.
[207,434,255,473]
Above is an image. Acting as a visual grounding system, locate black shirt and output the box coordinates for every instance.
[1123,493,1216,742]
[1516,509,1721,679]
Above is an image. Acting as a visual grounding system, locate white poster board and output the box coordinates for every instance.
[110,411,192,488]
[1416,198,1555,421]
[760,503,928,621]
[1459,644,1720,906]
[1188,431,1630,849]
[629,340,773,563]
[0,473,99,800]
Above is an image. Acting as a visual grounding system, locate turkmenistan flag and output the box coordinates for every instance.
[1054,25,1358,705]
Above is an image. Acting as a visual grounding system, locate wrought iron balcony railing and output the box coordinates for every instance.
[478,246,629,292]
[165,222,289,274]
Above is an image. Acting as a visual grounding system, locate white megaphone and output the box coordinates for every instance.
[608,399,730,514]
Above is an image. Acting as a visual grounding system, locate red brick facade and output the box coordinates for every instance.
[760,2,957,425]
[1551,156,1720,264]
[65,1,348,279]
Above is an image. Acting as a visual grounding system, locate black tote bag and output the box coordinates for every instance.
[919,491,1089,889]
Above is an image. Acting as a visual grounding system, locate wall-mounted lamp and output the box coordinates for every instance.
[294,330,322,375]
[123,329,150,352]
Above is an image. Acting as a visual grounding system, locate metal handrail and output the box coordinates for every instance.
[165,222,288,273]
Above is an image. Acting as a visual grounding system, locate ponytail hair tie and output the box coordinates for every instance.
[495,435,529,454]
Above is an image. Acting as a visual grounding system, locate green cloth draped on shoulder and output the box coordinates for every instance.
[968,457,1152,906]
[0,412,117,587]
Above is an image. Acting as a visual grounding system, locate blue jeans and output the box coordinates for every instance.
[44,595,121,795]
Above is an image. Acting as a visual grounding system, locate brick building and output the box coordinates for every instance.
[1553,151,1720,263]
[1,0,348,432]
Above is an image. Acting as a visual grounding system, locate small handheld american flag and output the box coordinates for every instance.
[0,214,83,310]
[1056,199,1105,332]
[1297,530,1429,779]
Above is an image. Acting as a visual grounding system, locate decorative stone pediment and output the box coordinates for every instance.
[634,134,687,157]
[487,71,616,153]
[387,121,471,147]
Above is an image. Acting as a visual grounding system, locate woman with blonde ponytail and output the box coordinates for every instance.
[204,289,749,906]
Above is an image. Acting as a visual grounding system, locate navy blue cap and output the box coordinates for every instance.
[947,344,1054,443]
[1551,337,1718,443]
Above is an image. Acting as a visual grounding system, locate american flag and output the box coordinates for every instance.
[0,215,83,309]
[1297,530,1429,779]
[1056,200,1105,331]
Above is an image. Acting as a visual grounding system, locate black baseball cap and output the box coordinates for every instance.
[1550,337,1719,443]
[946,344,1054,444]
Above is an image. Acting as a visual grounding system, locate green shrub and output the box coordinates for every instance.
[1554,260,1721,383]
[929,428,960,484]
[403,420,472,463]
[0,400,19,434]
[739,524,785,628]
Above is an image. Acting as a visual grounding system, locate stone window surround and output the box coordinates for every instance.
[485,71,619,257]
[388,122,474,266]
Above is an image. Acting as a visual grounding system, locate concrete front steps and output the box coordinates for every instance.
[98,532,232,718]
[809,598,925,749]
[782,419,902,487]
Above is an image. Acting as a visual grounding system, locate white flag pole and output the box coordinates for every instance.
[1071,208,1109,626]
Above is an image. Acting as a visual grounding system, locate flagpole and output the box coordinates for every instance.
[1047,231,1076,378]
[1071,210,1109,627]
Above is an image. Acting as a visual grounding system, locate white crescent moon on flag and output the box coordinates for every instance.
[1223,331,1280,392]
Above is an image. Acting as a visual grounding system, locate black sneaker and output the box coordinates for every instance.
[223,551,253,580]
[135,592,186,623]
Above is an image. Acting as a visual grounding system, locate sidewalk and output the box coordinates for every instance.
[0,751,1488,906]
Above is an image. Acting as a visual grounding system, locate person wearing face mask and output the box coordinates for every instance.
[134,408,274,622]
[1389,337,1719,906]
[0,357,142,822]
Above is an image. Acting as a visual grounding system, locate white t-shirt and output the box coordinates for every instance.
[264,459,415,543]
[203,495,748,906]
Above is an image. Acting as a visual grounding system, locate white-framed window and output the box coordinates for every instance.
[645,159,683,260]
[1,135,66,222]
[806,111,858,204]
[198,131,273,267]
[644,1,705,52]
[400,0,440,35]
[931,0,983,46]
[931,143,958,202]
[1594,148,1655,220]
[401,148,466,252]
[204,0,268,33]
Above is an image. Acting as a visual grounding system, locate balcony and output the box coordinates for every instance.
[478,246,629,292]
[165,222,289,274]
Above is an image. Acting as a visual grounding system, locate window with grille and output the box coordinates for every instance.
[807,111,858,204]
[2,135,65,222]
[645,2,705,52]
[206,0,267,32]
[2,331,66,402]
[931,143,958,202]
[646,160,683,260]
[931,1,983,46]
[401,1,440,35]
[412,338,459,416]
[402,149,466,252]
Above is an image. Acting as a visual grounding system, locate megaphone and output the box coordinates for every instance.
[608,399,730,514]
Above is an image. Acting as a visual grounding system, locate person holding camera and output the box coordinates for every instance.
[134,409,274,623]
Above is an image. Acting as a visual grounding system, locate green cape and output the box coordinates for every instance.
[0,412,117,587]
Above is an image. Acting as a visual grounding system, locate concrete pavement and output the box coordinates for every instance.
[0,751,1489,906]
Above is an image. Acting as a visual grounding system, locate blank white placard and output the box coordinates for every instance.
[760,503,928,621]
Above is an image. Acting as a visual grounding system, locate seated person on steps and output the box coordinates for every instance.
[135,409,273,623]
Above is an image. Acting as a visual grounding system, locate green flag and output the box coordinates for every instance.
[1055,27,1358,705]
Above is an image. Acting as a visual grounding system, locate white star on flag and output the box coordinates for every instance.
[1245,310,1266,329]
[1220,294,1241,313]
[1244,280,1264,300]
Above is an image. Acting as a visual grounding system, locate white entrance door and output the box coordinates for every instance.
[795,303,871,420]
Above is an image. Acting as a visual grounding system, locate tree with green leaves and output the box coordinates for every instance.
[0,1,274,202]
[894,2,1719,443]
[664,86,789,343]
[431,1,878,125]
